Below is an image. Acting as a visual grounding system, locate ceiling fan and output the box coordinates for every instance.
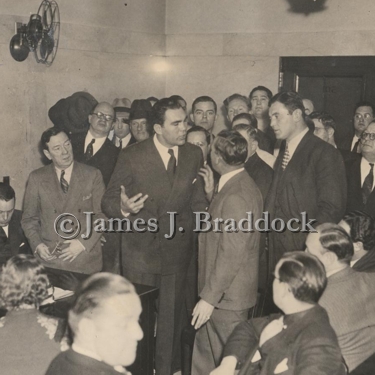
[9,0,60,66]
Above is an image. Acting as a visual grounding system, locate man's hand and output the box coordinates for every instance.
[210,357,238,375]
[120,185,148,215]
[198,164,215,198]
[35,243,56,261]
[191,299,215,330]
[58,239,85,262]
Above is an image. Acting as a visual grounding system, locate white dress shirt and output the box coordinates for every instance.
[286,127,309,160]
[361,157,375,190]
[153,135,179,169]
[84,131,107,156]
[2,225,9,237]
[351,135,360,152]
[114,133,132,149]
[218,168,244,192]
[55,162,74,184]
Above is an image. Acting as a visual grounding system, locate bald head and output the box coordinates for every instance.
[88,102,115,138]
[361,122,375,162]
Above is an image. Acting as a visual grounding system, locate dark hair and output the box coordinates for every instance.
[354,101,375,116]
[69,273,136,334]
[249,86,273,100]
[342,211,375,252]
[146,96,159,103]
[232,113,258,129]
[0,183,15,202]
[233,124,260,143]
[152,97,183,126]
[269,91,306,119]
[187,125,211,145]
[223,94,249,110]
[213,130,248,166]
[317,223,354,264]
[191,96,217,113]
[279,252,327,304]
[169,95,186,109]
[41,127,69,151]
[309,112,336,131]
[0,255,50,310]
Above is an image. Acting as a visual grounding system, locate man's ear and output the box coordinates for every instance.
[154,123,162,135]
[190,113,194,123]
[250,139,258,153]
[327,127,335,138]
[292,108,303,122]
[43,149,52,161]
[322,251,337,267]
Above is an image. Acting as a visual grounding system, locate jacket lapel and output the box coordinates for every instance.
[41,164,66,213]
[62,162,84,212]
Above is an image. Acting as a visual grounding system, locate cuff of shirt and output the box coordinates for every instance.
[121,209,130,217]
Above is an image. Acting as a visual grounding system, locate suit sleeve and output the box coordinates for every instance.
[102,150,132,219]
[79,169,106,252]
[199,193,259,306]
[315,146,347,224]
[21,172,43,251]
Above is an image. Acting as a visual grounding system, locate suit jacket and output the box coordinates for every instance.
[224,305,345,375]
[265,131,347,272]
[0,209,31,263]
[319,267,375,371]
[45,349,126,375]
[102,138,208,275]
[22,162,105,274]
[198,171,262,311]
[71,131,120,187]
[244,152,273,202]
[345,154,375,217]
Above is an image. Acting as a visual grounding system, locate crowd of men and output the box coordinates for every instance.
[0,86,375,375]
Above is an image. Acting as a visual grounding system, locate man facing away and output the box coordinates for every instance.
[102,97,208,375]
[191,130,262,375]
[22,128,105,274]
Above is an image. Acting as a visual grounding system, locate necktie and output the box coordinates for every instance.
[281,143,290,171]
[212,183,219,200]
[0,226,7,245]
[60,170,69,194]
[352,139,360,153]
[362,163,374,204]
[84,139,95,161]
[167,149,176,184]
[119,139,123,149]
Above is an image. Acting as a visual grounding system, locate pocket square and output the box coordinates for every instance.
[192,178,197,184]
[274,358,288,374]
[82,194,92,201]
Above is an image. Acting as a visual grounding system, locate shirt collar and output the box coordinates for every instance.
[218,168,244,192]
[153,134,179,166]
[54,161,74,183]
[85,130,107,152]
[286,127,309,159]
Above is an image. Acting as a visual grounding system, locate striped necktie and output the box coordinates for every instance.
[84,138,95,161]
[362,163,374,204]
[281,143,290,171]
[60,170,69,194]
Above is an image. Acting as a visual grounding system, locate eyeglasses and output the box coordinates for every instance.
[361,132,375,141]
[354,113,373,121]
[92,112,114,122]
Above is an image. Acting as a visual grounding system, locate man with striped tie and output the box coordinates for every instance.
[264,91,346,312]
[22,128,106,274]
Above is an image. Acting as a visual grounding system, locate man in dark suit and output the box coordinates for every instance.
[191,130,262,375]
[46,273,143,375]
[338,101,374,153]
[22,128,105,274]
[111,98,136,149]
[211,252,345,375]
[265,91,347,283]
[70,102,119,187]
[102,97,208,375]
[345,121,375,218]
[306,223,375,372]
[0,183,30,264]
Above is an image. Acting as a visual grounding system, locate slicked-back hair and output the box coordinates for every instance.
[213,130,248,166]
[269,91,306,119]
[0,183,15,202]
[317,223,354,264]
[152,97,183,127]
[354,101,375,115]
[249,86,273,100]
[187,125,211,145]
[309,112,336,131]
[69,273,136,334]
[278,251,327,304]
[231,113,258,129]
[233,124,260,144]
[342,211,375,252]
[191,96,217,113]
[41,127,68,151]
[223,94,249,110]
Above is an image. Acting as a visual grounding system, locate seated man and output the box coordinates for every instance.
[306,223,375,372]
[46,273,143,375]
[211,252,345,375]
[22,128,105,274]
[0,182,30,264]
[339,210,375,272]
